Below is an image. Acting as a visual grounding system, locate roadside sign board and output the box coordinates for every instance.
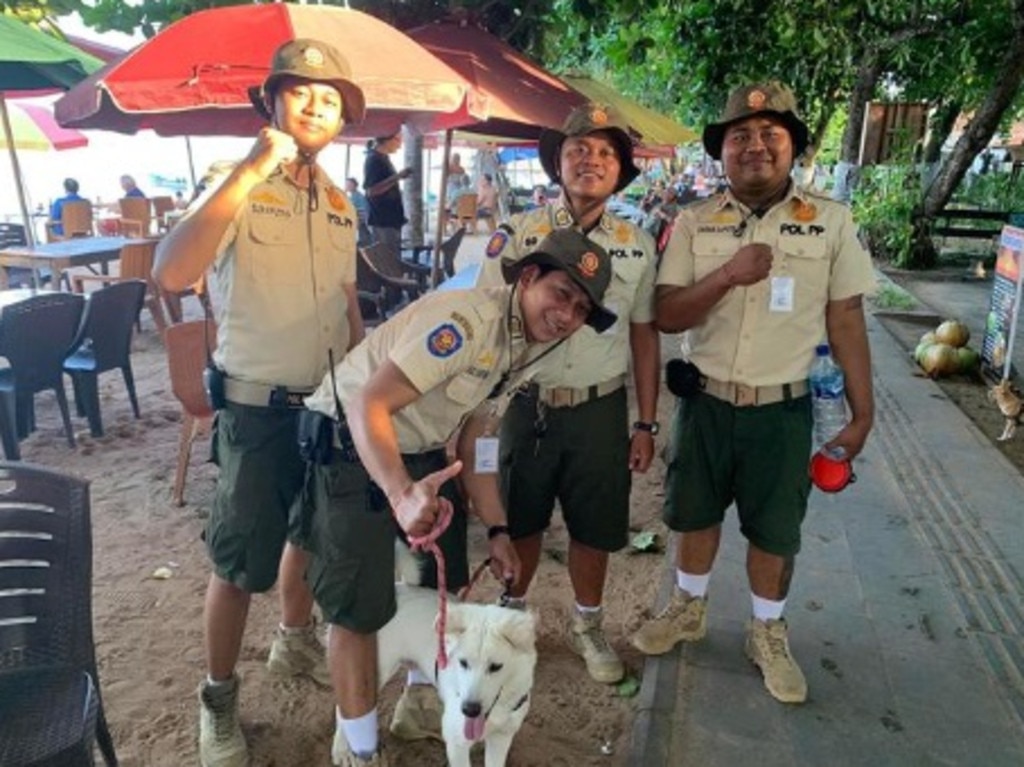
[982,224,1024,379]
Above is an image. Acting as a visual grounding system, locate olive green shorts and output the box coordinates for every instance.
[663,392,813,557]
[499,387,631,552]
[205,403,306,594]
[302,448,468,634]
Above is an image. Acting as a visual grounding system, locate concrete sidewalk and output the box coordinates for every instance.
[630,306,1024,765]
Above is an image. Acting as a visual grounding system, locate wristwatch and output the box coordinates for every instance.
[633,420,660,435]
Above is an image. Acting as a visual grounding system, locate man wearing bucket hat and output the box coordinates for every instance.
[474,102,660,688]
[296,229,615,765]
[632,81,875,704]
[154,38,366,767]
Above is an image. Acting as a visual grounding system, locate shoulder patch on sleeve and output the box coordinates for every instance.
[486,229,511,259]
[427,322,464,358]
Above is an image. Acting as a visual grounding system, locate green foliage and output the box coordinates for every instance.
[851,164,924,267]
[953,173,1024,213]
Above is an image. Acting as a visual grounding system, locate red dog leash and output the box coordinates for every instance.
[405,499,454,669]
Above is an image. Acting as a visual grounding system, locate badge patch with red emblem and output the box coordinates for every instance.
[485,230,509,258]
[427,323,464,358]
[577,251,599,278]
[326,187,349,212]
[591,108,608,125]
[747,90,767,109]
[791,199,818,222]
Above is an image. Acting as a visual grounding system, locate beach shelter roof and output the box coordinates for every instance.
[55,4,479,139]
[0,15,102,245]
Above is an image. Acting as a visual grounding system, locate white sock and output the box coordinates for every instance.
[279,621,311,634]
[676,570,710,597]
[751,594,786,622]
[575,602,602,615]
[205,675,233,688]
[337,708,378,758]
[406,668,432,686]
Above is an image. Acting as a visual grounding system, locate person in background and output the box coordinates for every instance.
[49,177,84,236]
[445,151,470,203]
[476,172,499,220]
[363,132,410,258]
[632,81,875,705]
[153,38,366,767]
[346,177,372,247]
[475,102,660,687]
[174,190,188,210]
[120,174,147,198]
[524,184,548,211]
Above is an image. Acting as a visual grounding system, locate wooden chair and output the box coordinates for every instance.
[150,195,176,232]
[46,200,94,242]
[118,197,152,237]
[71,240,168,335]
[164,319,216,506]
[450,193,480,234]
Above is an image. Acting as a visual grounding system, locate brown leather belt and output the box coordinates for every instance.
[538,375,626,408]
[702,377,808,407]
[224,378,313,409]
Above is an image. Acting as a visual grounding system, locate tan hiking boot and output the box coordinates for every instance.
[631,588,707,655]
[331,731,390,766]
[266,623,330,688]
[198,675,248,767]
[568,608,625,684]
[389,684,443,742]
[745,618,807,703]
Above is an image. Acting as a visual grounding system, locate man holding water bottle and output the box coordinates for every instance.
[631,82,875,703]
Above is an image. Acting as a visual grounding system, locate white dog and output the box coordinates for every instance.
[333,584,537,766]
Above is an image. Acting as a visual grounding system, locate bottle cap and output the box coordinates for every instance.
[809,451,856,493]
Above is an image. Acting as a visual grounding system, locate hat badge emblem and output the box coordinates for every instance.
[747,89,767,109]
[590,108,608,125]
[303,47,326,69]
[577,251,599,278]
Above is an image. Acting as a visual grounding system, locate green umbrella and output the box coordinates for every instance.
[0,15,102,246]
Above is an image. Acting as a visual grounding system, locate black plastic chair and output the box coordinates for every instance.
[0,223,52,289]
[358,243,422,317]
[63,281,146,438]
[0,462,117,766]
[440,227,466,280]
[0,293,85,456]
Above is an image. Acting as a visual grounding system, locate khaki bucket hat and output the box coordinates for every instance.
[249,39,366,125]
[501,228,618,333]
[702,81,809,160]
[538,103,642,193]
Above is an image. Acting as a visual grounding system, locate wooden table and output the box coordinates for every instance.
[0,236,158,290]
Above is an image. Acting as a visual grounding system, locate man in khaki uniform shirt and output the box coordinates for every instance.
[477,103,660,685]
[300,229,617,766]
[632,82,875,705]
[153,39,366,767]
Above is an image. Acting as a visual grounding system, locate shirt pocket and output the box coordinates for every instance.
[692,234,737,281]
[445,370,491,408]
[777,234,828,295]
[246,213,309,286]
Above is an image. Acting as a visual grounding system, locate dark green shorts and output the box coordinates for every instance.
[303,456,398,634]
[301,448,468,633]
[500,387,631,552]
[205,403,306,593]
[663,392,813,557]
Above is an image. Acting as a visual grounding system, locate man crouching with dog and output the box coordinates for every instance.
[298,228,617,766]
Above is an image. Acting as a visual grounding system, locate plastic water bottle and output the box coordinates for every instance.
[809,343,847,458]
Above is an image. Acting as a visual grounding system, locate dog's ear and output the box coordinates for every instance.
[441,605,467,636]
[500,610,537,651]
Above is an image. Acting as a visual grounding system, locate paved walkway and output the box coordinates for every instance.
[630,276,1024,766]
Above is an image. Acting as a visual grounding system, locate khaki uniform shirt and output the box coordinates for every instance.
[305,286,553,454]
[206,168,357,389]
[477,200,657,388]
[657,186,876,386]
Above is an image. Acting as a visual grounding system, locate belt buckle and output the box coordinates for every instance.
[269,387,306,409]
[734,383,757,407]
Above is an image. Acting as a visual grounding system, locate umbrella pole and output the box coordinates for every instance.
[0,95,36,247]
[184,136,198,189]
[431,129,453,289]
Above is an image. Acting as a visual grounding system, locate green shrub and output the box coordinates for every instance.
[851,165,923,268]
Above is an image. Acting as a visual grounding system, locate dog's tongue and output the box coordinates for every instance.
[464,714,486,742]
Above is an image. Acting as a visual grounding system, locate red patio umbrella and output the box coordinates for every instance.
[55,4,478,139]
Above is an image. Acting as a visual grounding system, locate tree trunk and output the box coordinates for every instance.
[832,52,883,202]
[921,100,960,164]
[402,126,425,246]
[910,11,1024,267]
